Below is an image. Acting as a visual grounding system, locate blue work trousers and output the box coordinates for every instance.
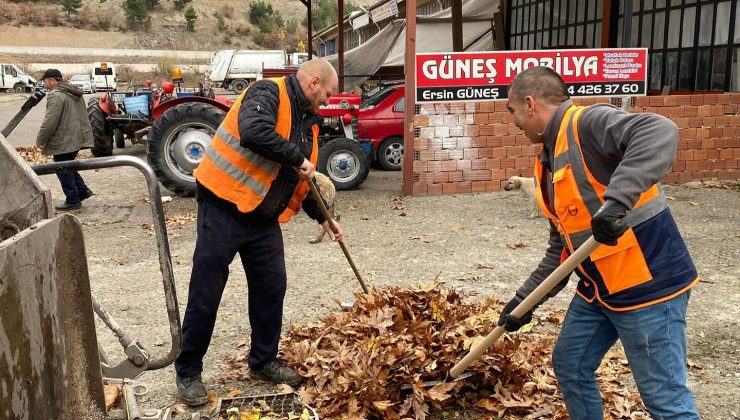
[552,292,699,420]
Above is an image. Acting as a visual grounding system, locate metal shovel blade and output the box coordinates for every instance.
[400,371,476,390]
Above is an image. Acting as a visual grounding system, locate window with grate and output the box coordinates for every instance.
[508,0,603,50]
[615,0,739,92]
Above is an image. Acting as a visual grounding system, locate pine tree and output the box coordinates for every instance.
[123,0,150,26]
[61,0,82,16]
[173,0,192,11]
[184,6,197,31]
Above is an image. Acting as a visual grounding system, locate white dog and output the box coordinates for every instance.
[309,172,340,244]
[504,176,541,219]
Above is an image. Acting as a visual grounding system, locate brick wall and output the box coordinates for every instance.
[411,93,740,195]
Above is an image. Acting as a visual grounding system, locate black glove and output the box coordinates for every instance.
[497,296,533,332]
[591,199,629,246]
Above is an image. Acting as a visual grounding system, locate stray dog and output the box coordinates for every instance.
[310,172,340,244]
[504,176,541,219]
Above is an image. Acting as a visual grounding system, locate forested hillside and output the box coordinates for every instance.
[0,0,373,50]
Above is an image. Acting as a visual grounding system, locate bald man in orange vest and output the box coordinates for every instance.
[175,58,342,406]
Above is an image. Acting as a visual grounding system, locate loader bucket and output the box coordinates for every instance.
[0,135,52,239]
[0,134,105,419]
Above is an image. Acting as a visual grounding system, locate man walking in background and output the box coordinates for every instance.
[37,68,94,211]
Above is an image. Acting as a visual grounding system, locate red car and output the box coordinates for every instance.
[357,82,405,170]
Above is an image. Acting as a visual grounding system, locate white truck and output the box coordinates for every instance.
[0,64,36,92]
[92,62,117,91]
[206,50,307,94]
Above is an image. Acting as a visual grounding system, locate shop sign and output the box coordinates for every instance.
[371,0,398,23]
[415,48,648,103]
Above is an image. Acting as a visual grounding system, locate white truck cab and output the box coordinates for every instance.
[92,62,117,91]
[0,64,36,92]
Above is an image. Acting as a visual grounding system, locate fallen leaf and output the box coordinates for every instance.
[168,403,187,414]
[520,322,535,333]
[256,399,271,411]
[687,360,703,369]
[372,400,395,411]
[207,393,219,414]
[428,381,457,401]
[225,388,243,398]
[103,384,120,410]
[276,384,294,393]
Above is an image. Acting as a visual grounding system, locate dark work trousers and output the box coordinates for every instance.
[53,150,91,205]
[175,199,287,378]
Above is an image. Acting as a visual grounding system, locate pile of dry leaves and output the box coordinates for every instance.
[15,146,52,165]
[220,282,647,419]
[15,147,94,165]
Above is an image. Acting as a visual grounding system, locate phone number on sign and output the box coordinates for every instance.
[566,82,645,96]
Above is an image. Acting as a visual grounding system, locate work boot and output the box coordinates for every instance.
[176,374,208,406]
[55,201,81,211]
[80,190,94,201]
[251,360,301,385]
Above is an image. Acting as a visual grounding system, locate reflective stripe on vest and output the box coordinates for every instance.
[534,105,679,309]
[537,106,667,249]
[194,77,319,221]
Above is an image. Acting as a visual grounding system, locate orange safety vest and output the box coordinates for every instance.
[194,77,319,223]
[535,105,698,311]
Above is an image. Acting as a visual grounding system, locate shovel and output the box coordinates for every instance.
[401,236,600,390]
[449,235,601,378]
[306,176,369,294]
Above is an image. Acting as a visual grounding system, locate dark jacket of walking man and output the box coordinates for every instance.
[175,58,342,406]
[498,66,700,419]
[37,68,94,211]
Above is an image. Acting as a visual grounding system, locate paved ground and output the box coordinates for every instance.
[1,93,738,419]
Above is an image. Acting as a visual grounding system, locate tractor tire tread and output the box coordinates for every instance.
[87,98,113,157]
[148,102,225,197]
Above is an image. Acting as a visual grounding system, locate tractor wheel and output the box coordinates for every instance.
[378,136,404,171]
[114,129,125,149]
[87,98,113,157]
[230,79,248,94]
[148,102,225,197]
[317,138,370,191]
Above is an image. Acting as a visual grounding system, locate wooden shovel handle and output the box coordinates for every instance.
[450,236,601,378]
[307,177,369,294]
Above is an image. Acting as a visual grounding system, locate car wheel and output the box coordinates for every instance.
[87,97,114,157]
[13,83,25,93]
[317,138,370,191]
[148,102,225,197]
[378,136,404,171]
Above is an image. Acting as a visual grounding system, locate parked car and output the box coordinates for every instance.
[357,82,405,170]
[69,74,97,93]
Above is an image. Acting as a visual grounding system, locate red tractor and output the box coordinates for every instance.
[88,82,371,196]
